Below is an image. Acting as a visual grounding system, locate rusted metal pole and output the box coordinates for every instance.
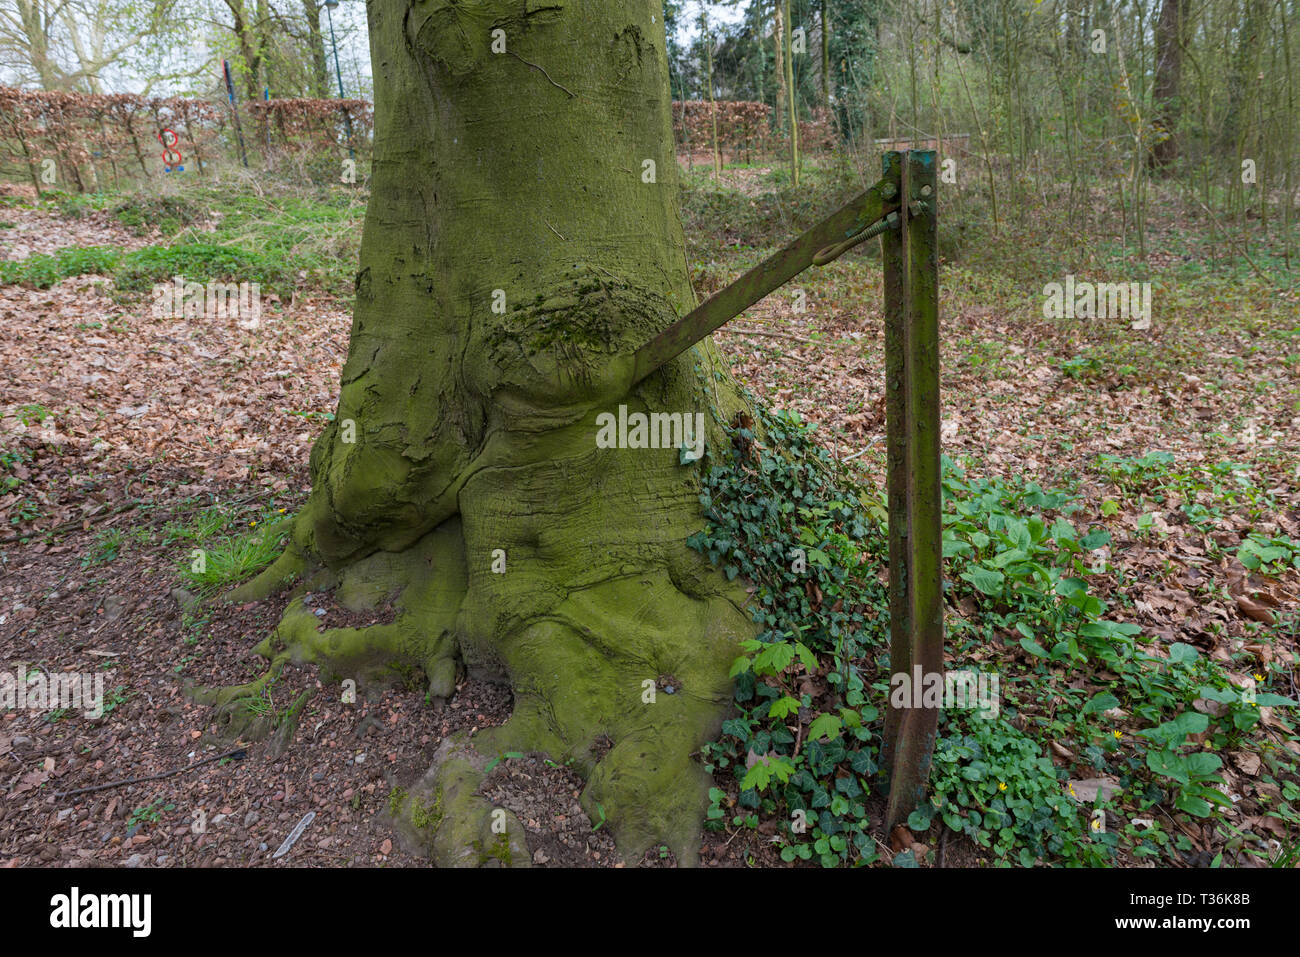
[884,149,943,832]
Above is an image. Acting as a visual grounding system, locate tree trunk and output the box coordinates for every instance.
[783,0,799,186]
[216,0,754,867]
[221,0,263,102]
[1149,0,1185,169]
[301,0,331,97]
[15,0,63,89]
[820,0,831,117]
[774,1,786,136]
[1227,0,1266,151]
[704,9,721,175]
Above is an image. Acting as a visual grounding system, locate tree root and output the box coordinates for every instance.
[199,361,757,865]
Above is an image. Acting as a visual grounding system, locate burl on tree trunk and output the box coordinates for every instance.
[198,0,757,866]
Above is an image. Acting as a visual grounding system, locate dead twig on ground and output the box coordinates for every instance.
[53,747,248,800]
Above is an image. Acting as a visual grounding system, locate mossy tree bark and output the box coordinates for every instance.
[217,0,756,866]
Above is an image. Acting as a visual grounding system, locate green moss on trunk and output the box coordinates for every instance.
[218,0,757,865]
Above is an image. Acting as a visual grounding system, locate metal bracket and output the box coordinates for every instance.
[812,211,899,266]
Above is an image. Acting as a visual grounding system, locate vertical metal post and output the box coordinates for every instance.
[883,150,943,831]
[881,150,909,766]
[325,0,355,160]
[222,59,249,169]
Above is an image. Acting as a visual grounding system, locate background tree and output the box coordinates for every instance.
[0,0,180,91]
[782,0,798,183]
[1149,0,1186,169]
[299,0,330,96]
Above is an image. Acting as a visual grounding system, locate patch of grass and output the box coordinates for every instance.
[48,191,116,219]
[0,246,119,288]
[179,512,290,590]
[1,240,293,300]
[680,156,869,254]
[81,528,125,567]
[174,182,364,296]
[111,194,204,236]
[161,502,234,546]
[113,241,295,296]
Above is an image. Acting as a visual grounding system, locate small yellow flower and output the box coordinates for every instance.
[998,782,1008,792]
[249,520,257,527]
[1112,730,1122,739]
[1254,673,1264,682]
[278,508,286,514]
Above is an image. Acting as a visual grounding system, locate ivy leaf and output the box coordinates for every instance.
[807,713,843,742]
[739,755,795,792]
[768,696,801,720]
[892,849,919,868]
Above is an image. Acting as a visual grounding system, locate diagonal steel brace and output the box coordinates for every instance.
[630,178,901,387]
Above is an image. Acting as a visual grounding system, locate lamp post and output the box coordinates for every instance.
[324,0,355,159]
